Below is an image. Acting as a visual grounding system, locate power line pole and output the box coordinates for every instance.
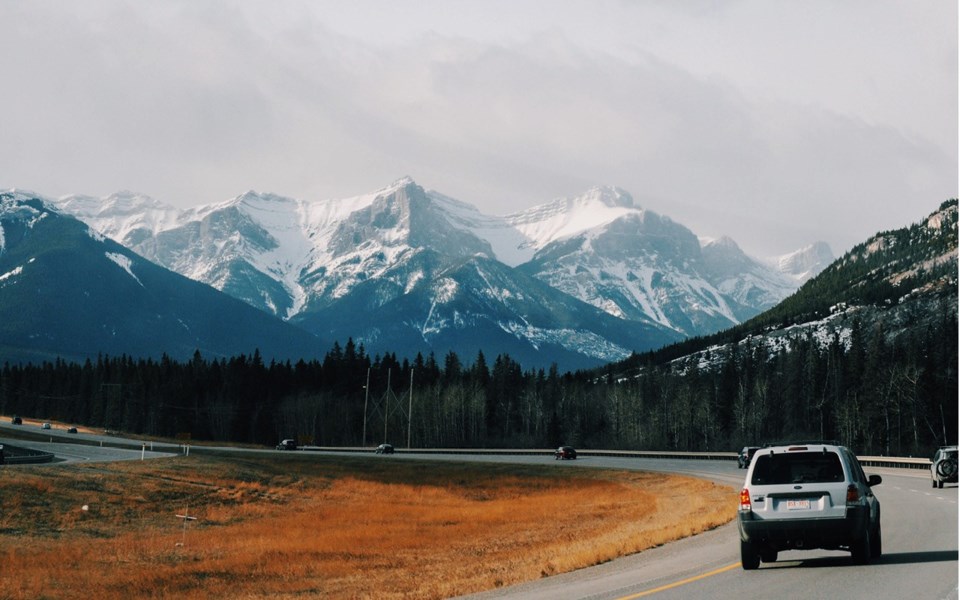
[362,368,370,447]
[407,368,414,449]
[384,369,391,444]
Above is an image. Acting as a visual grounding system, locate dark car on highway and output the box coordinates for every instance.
[554,446,577,460]
[276,439,297,451]
[738,446,760,468]
[11,416,21,425]
[376,443,395,454]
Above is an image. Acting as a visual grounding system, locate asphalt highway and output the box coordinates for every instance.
[445,455,958,600]
[1,425,956,599]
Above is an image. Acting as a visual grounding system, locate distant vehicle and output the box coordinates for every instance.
[554,446,577,460]
[41,422,51,430]
[375,443,394,454]
[737,446,760,468]
[931,446,958,488]
[67,427,78,434]
[276,439,297,451]
[738,442,881,569]
[11,416,22,425]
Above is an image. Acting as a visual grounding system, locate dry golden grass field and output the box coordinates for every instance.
[0,452,736,599]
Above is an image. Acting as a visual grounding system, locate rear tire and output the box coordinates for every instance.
[871,523,882,558]
[740,540,761,570]
[851,528,872,564]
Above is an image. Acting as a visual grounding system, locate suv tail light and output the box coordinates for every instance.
[739,488,752,511]
[846,484,860,504]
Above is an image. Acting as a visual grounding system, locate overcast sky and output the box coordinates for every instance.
[1,1,956,258]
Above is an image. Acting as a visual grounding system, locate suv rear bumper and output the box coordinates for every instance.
[738,506,870,551]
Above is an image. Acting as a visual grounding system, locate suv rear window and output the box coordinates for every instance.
[750,451,844,485]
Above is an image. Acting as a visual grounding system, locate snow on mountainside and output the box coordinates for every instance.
[292,252,683,370]
[774,241,835,283]
[0,192,326,365]
[38,178,823,366]
[55,190,181,243]
[518,206,738,335]
[459,186,638,267]
[701,236,798,311]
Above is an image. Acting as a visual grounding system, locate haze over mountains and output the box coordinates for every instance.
[2,179,834,369]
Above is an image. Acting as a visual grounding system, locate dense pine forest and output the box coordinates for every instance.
[1,300,955,457]
[2,200,956,457]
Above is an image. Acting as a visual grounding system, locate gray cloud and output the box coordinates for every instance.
[0,0,955,258]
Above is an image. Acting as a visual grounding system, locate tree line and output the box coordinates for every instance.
[1,300,955,458]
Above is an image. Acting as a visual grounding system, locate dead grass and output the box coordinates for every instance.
[0,454,736,600]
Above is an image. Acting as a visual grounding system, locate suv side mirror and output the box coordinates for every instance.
[867,474,882,487]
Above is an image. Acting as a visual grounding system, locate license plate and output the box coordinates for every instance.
[786,499,811,510]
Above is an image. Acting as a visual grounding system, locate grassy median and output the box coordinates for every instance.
[0,453,736,599]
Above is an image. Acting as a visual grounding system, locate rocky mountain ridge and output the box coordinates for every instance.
[6,179,835,368]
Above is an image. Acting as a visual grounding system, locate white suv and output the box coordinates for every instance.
[737,442,882,569]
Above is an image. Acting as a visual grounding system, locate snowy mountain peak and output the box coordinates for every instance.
[235,189,296,204]
[2,188,49,205]
[776,241,834,283]
[327,178,492,261]
[493,186,642,265]
[375,176,418,197]
[48,191,181,245]
[581,185,636,209]
[56,191,172,221]
[104,190,164,209]
[202,190,301,218]
[704,235,741,251]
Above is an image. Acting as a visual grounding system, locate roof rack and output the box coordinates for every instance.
[761,440,842,448]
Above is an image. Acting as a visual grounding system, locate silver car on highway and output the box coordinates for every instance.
[737,442,882,569]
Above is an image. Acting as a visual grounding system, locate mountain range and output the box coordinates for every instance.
[0,191,327,365]
[617,198,958,378]
[2,179,834,369]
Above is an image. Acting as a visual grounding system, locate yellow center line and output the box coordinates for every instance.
[616,563,740,599]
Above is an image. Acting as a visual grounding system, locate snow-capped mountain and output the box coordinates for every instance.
[700,236,799,314]
[294,252,682,370]
[519,198,740,335]
[503,187,812,335]
[774,241,835,283]
[41,178,827,368]
[0,191,327,365]
[285,179,682,368]
[650,199,957,380]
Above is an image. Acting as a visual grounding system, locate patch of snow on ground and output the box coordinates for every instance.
[0,265,23,283]
[105,252,144,287]
[500,322,631,361]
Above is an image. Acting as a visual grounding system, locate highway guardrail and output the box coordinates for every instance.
[0,443,55,465]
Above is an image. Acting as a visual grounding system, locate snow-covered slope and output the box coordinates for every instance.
[518,205,734,335]
[55,190,181,244]
[701,236,798,312]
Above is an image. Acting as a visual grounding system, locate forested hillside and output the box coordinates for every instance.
[1,201,955,456]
